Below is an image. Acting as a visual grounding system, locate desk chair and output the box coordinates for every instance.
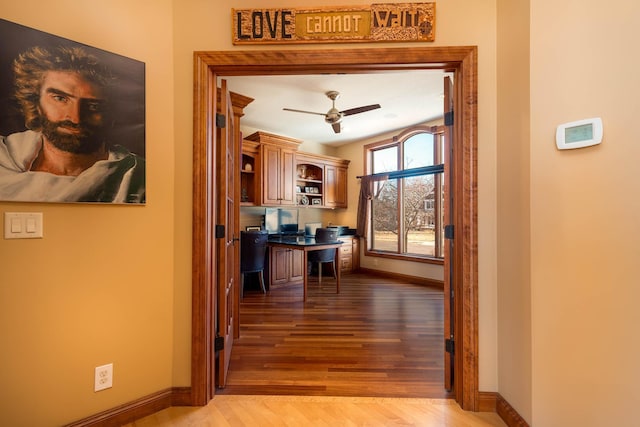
[240,230,268,298]
[308,228,339,284]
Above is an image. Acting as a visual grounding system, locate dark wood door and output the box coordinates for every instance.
[216,79,236,388]
[443,75,454,392]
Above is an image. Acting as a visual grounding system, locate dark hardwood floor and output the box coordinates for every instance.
[218,272,452,399]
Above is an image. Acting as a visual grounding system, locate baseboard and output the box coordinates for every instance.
[496,393,530,427]
[478,391,530,427]
[64,387,191,427]
[357,267,443,288]
[171,387,192,406]
[477,391,498,412]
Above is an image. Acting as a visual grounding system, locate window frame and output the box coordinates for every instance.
[363,125,445,265]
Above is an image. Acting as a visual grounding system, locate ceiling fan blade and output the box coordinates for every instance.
[340,104,381,117]
[283,108,326,117]
[332,122,341,134]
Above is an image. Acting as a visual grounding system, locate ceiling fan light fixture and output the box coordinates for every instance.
[283,90,379,135]
[325,108,343,124]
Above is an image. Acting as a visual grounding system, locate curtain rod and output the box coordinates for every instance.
[356,164,444,180]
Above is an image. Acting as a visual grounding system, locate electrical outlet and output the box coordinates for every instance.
[94,363,113,392]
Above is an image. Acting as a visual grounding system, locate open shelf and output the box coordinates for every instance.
[240,153,256,204]
[296,163,323,207]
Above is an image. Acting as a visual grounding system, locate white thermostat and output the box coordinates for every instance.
[556,117,603,150]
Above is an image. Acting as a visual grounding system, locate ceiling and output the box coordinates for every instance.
[222,70,448,147]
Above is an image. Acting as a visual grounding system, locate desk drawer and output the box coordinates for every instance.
[340,257,353,272]
[340,245,352,255]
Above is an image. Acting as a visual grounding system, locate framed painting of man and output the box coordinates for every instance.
[0,18,146,204]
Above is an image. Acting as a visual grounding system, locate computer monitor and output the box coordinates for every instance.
[264,208,299,234]
[304,222,322,237]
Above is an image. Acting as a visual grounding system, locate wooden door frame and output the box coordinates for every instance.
[191,46,478,410]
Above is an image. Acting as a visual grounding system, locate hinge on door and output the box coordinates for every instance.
[444,225,454,240]
[215,224,225,239]
[445,338,455,354]
[444,110,454,126]
[214,336,224,352]
[215,113,226,128]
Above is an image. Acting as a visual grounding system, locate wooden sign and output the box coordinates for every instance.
[232,3,435,45]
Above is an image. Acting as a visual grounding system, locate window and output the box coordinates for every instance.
[365,126,445,262]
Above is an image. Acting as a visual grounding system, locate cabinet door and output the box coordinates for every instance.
[290,249,304,282]
[270,247,290,285]
[262,145,282,205]
[280,149,296,205]
[324,165,348,208]
[262,146,296,206]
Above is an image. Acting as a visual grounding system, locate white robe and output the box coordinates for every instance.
[0,130,145,203]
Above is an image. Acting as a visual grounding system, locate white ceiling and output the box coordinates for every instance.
[222,70,448,147]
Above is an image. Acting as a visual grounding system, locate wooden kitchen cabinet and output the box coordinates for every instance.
[245,131,301,206]
[242,132,349,208]
[263,144,296,205]
[338,236,360,273]
[295,152,349,209]
[295,157,324,207]
[270,246,304,286]
[324,163,348,208]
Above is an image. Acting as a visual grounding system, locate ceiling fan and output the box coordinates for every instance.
[283,91,381,134]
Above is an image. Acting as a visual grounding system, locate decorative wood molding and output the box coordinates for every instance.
[245,130,302,150]
[358,267,443,288]
[192,52,215,407]
[192,46,478,411]
[64,387,191,427]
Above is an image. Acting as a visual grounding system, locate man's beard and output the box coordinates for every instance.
[41,118,105,154]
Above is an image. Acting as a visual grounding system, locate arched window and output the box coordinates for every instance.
[364,126,444,262]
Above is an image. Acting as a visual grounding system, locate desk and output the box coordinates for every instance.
[267,236,343,301]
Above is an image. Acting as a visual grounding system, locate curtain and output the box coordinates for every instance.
[356,175,375,237]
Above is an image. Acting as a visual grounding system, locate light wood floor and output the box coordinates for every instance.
[127,395,506,426]
[127,274,506,426]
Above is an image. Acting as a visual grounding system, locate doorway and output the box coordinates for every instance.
[191,46,478,410]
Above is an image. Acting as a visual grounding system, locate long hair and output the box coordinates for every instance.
[12,45,114,131]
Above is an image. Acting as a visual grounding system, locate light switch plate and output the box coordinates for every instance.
[4,212,43,239]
